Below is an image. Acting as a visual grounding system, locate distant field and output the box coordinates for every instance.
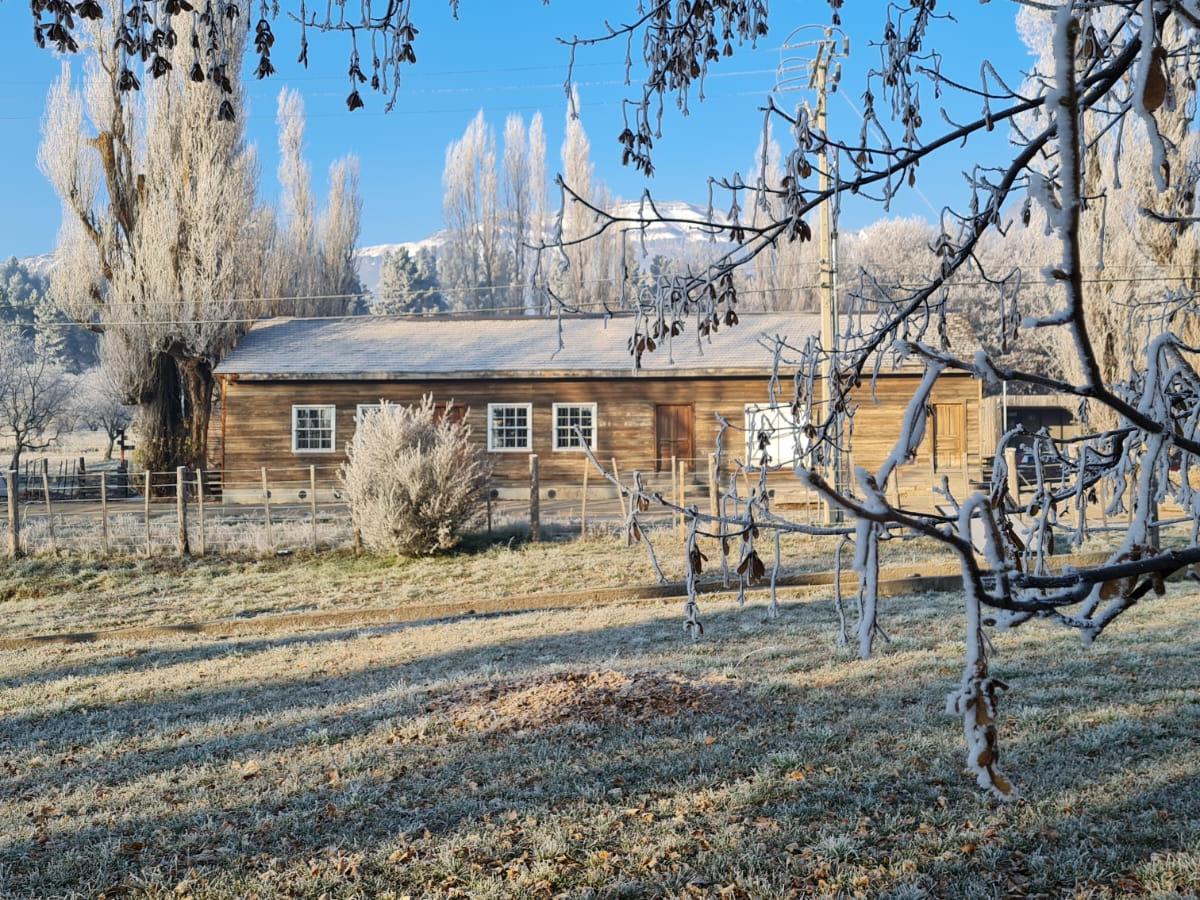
[0,574,1197,897]
[0,530,956,640]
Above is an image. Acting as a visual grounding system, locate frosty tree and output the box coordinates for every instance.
[372,247,443,315]
[540,0,1200,799]
[38,11,359,473]
[0,332,72,472]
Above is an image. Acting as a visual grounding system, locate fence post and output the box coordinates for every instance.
[670,455,678,534]
[580,457,589,538]
[6,470,19,558]
[676,458,686,540]
[40,461,57,555]
[261,466,274,550]
[1005,447,1020,502]
[309,465,318,551]
[196,469,206,557]
[99,472,110,556]
[529,454,540,542]
[176,466,190,557]
[612,457,627,520]
[707,453,719,522]
[143,470,152,557]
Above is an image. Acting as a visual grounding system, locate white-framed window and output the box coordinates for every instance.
[355,403,384,424]
[552,402,597,451]
[744,404,808,469]
[292,405,336,453]
[487,403,532,451]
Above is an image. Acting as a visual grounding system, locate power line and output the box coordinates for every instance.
[7,264,1200,312]
[10,266,1200,328]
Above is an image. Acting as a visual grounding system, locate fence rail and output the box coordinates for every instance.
[0,447,1003,559]
[0,451,844,559]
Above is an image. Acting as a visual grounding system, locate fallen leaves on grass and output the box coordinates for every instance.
[230,759,262,780]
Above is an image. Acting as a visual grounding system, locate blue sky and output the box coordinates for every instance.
[0,2,1030,258]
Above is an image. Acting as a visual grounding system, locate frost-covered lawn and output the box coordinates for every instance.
[1,584,1197,897]
[0,530,957,639]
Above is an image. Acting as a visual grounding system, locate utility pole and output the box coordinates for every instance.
[779,26,847,522]
[814,46,841,522]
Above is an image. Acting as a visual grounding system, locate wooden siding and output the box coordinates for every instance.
[216,372,980,506]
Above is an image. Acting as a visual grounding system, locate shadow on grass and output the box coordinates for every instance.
[1,595,1198,896]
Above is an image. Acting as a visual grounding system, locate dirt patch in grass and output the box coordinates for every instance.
[431,669,748,734]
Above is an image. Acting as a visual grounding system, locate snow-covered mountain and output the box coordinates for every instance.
[353,200,731,294]
[14,252,56,279]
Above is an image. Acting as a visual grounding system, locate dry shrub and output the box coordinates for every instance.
[340,396,491,555]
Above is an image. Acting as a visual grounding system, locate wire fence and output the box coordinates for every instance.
[0,452,846,559]
[0,449,1151,560]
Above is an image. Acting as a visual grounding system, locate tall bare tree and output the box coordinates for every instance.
[441,111,509,310]
[266,88,363,317]
[502,114,532,310]
[550,91,624,312]
[528,112,549,312]
[40,14,267,472]
[39,16,360,473]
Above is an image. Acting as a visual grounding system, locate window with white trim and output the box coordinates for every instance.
[487,403,532,451]
[355,403,384,424]
[552,403,597,450]
[744,404,808,469]
[292,405,336,453]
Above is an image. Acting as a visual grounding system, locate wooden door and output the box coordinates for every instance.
[932,402,967,471]
[655,404,694,472]
[434,403,465,425]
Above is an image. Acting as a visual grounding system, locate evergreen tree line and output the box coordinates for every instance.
[0,257,97,373]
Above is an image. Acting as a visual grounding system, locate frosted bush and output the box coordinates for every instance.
[339,396,492,556]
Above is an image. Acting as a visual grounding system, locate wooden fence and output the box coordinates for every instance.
[0,453,840,559]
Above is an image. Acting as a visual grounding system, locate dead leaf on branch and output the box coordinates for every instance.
[1143,45,1169,113]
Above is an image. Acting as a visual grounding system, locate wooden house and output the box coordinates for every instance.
[211,314,982,508]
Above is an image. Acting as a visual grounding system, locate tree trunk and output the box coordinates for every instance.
[179,358,214,470]
[136,352,187,482]
[104,434,115,461]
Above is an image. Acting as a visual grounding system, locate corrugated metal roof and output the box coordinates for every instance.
[215,313,824,379]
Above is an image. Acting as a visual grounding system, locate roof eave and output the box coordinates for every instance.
[214,365,954,381]
[216,367,784,381]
